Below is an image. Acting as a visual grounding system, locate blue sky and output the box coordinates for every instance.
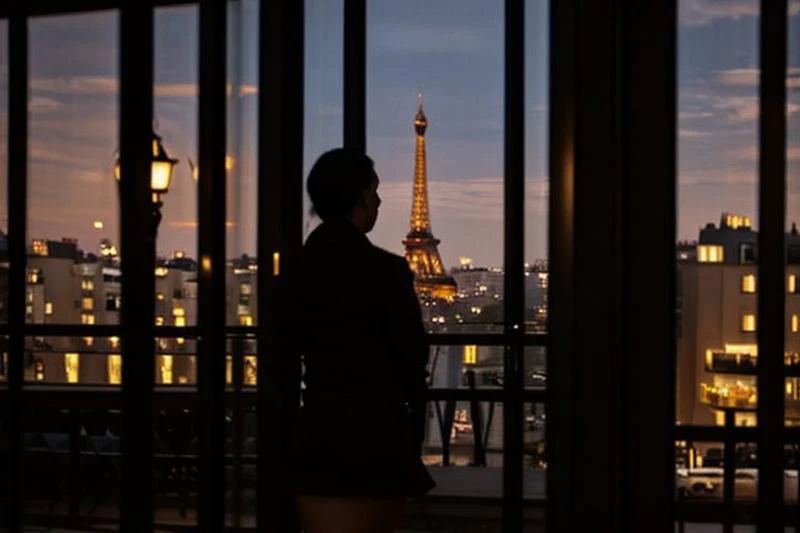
[2,0,799,269]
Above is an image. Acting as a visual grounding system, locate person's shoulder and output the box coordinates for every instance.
[370,244,413,276]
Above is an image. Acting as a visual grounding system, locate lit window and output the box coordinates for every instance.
[793,315,799,334]
[27,270,39,284]
[244,355,258,386]
[81,278,94,291]
[173,307,185,317]
[742,314,756,332]
[44,302,53,315]
[226,355,233,385]
[155,266,169,277]
[81,313,95,325]
[159,355,174,384]
[790,275,798,294]
[741,274,756,294]
[82,297,94,311]
[240,282,252,296]
[240,315,253,326]
[463,345,478,365]
[176,337,185,345]
[156,292,165,301]
[31,240,48,256]
[64,353,80,384]
[237,304,250,316]
[84,337,94,347]
[155,316,165,326]
[174,316,186,327]
[110,336,120,349]
[107,355,122,385]
[34,359,45,381]
[26,290,33,303]
[697,245,724,263]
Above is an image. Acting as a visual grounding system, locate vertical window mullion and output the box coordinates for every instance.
[343,0,365,153]
[257,0,304,530]
[757,0,788,530]
[503,0,525,530]
[119,3,155,533]
[197,0,227,531]
[7,6,27,532]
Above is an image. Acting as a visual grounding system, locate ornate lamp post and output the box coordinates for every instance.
[114,132,179,235]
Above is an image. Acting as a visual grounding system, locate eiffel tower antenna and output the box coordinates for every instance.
[403,96,456,302]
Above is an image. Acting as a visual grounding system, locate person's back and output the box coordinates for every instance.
[281,149,434,533]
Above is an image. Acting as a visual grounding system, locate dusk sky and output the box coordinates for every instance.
[1,0,799,269]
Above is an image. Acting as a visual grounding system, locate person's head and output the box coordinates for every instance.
[307,148,381,233]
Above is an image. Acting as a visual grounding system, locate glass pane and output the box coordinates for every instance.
[224,334,257,527]
[785,444,799,505]
[28,11,120,326]
[675,0,760,427]
[226,0,259,326]
[155,336,197,386]
[304,0,343,235]
[22,407,122,527]
[429,345,502,389]
[523,401,546,500]
[20,334,124,526]
[0,20,7,325]
[525,0,549,334]
[0,335,9,533]
[733,443,757,502]
[787,0,800,428]
[154,5,198,327]
[154,392,198,527]
[367,1,503,329]
[523,350,545,501]
[675,440,724,502]
[23,336,120,385]
[423,399,503,490]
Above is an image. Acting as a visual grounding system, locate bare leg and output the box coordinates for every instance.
[296,495,406,533]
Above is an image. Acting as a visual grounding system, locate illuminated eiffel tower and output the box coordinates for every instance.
[403,95,457,302]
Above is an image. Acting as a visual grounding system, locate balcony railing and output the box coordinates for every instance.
[699,383,757,410]
[700,382,800,411]
[704,350,800,375]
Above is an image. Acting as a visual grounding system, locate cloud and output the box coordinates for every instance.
[679,129,713,138]
[31,76,118,95]
[713,96,759,121]
[726,145,800,163]
[239,84,258,96]
[372,24,493,56]
[29,145,104,168]
[680,0,800,27]
[679,111,715,120]
[378,177,548,222]
[679,169,757,186]
[712,96,800,122]
[29,96,61,113]
[155,84,197,97]
[30,76,201,98]
[717,68,800,90]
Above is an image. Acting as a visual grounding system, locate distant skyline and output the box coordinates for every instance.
[0,0,798,269]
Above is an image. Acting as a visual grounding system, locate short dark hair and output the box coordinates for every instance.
[307,148,375,221]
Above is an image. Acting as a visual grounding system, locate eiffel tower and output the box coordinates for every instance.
[403,95,457,302]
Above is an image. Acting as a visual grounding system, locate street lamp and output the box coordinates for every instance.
[114,131,179,234]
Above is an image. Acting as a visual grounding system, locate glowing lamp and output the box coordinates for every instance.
[114,132,179,202]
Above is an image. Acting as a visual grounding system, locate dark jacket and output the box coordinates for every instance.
[278,219,430,463]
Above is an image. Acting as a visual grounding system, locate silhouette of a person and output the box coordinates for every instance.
[279,149,435,533]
